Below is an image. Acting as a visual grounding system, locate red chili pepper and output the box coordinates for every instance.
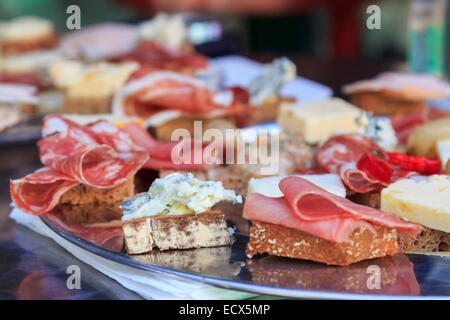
[387,152,441,175]
[357,153,394,184]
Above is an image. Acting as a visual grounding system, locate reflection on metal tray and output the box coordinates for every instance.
[0,116,42,147]
[41,216,450,299]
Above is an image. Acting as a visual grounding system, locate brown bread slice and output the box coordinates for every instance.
[398,226,450,252]
[60,178,134,205]
[63,95,113,114]
[246,221,399,266]
[123,211,231,254]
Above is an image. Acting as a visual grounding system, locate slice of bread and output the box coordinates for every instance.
[350,91,425,116]
[398,226,450,252]
[60,178,134,205]
[246,221,398,266]
[250,96,296,124]
[348,192,381,210]
[63,95,113,114]
[59,202,123,225]
[123,210,231,254]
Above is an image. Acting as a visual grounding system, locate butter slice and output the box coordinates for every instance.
[437,140,450,170]
[247,174,346,198]
[276,98,360,144]
[381,175,450,233]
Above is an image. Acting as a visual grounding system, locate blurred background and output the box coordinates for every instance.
[0,0,448,95]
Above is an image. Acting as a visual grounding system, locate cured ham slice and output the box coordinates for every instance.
[315,134,389,193]
[10,115,149,215]
[120,121,219,170]
[391,107,448,144]
[243,177,421,243]
[112,40,209,74]
[112,71,249,119]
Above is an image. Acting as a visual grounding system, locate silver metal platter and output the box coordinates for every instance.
[41,213,450,300]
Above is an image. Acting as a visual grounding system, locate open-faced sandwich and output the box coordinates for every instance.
[343,72,450,116]
[121,172,242,254]
[0,16,58,56]
[244,175,421,266]
[9,115,149,223]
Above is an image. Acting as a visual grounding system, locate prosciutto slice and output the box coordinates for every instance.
[243,177,421,243]
[120,121,220,170]
[315,134,388,193]
[112,71,249,119]
[391,107,448,144]
[10,115,149,215]
[112,40,209,74]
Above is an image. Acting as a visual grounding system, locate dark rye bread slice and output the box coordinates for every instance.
[58,177,134,224]
[398,226,450,252]
[122,211,232,254]
[58,202,123,225]
[60,178,134,206]
[246,221,399,266]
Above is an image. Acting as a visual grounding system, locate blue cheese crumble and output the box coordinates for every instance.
[121,173,242,221]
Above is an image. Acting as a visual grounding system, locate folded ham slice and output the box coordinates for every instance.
[112,40,209,74]
[112,71,249,119]
[315,134,389,193]
[243,176,421,243]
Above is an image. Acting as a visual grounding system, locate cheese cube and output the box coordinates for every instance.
[247,174,346,198]
[276,98,360,144]
[381,175,450,233]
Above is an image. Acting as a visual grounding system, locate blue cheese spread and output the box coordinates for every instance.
[121,173,242,221]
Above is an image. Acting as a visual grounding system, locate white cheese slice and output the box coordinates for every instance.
[381,175,450,233]
[247,174,346,198]
[276,98,360,144]
[437,140,450,170]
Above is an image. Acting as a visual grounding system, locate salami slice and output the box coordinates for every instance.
[10,115,149,215]
[243,177,421,243]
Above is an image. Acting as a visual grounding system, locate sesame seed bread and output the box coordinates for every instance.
[246,221,399,266]
[122,210,231,254]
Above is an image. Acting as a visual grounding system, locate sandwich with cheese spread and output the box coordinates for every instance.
[121,172,242,254]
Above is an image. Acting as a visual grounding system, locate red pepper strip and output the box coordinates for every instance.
[387,152,441,175]
[357,153,394,184]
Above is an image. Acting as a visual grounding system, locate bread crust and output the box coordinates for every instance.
[398,226,450,252]
[246,221,398,266]
[63,95,113,114]
[350,91,425,116]
[123,211,231,254]
[0,32,59,55]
